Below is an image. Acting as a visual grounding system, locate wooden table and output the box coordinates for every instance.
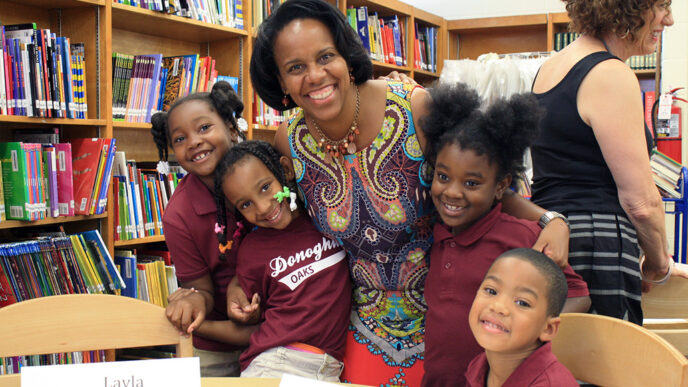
[0,376,369,387]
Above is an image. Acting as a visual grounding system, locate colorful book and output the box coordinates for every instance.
[54,143,75,216]
[70,138,103,215]
[0,142,32,220]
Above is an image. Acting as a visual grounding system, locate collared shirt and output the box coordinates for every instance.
[465,342,578,386]
[422,204,589,387]
[163,173,240,352]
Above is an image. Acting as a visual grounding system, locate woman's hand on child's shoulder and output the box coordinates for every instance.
[533,218,570,268]
[166,287,207,336]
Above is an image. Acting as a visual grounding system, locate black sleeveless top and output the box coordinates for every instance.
[530,51,652,215]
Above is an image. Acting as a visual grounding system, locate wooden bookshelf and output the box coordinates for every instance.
[0,213,106,230]
[114,234,166,247]
[0,116,106,126]
[112,121,153,130]
[447,12,662,92]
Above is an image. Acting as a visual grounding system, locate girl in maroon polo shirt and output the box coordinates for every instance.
[150,81,253,376]
[420,83,590,387]
[212,140,351,381]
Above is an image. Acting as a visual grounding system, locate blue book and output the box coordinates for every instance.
[80,230,124,291]
[114,255,137,298]
[355,6,371,53]
[142,54,162,123]
[95,138,117,215]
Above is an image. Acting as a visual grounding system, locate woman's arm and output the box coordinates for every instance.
[579,59,670,280]
[501,191,570,267]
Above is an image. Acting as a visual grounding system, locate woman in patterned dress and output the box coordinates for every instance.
[245,0,570,385]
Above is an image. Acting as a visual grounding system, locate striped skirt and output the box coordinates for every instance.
[567,212,643,324]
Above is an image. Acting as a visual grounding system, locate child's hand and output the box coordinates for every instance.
[228,290,261,324]
[166,288,207,336]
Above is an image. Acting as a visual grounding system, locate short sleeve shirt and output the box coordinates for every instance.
[163,173,241,352]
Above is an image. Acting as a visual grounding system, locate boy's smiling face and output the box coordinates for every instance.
[468,256,559,355]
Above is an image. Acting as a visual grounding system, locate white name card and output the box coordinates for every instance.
[21,357,201,387]
[279,373,337,386]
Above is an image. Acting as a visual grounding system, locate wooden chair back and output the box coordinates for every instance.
[0,294,192,382]
[642,276,688,355]
[552,313,688,387]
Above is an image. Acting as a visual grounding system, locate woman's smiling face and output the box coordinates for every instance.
[273,18,352,127]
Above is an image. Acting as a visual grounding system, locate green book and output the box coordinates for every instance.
[0,142,31,220]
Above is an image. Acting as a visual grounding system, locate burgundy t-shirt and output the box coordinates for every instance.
[465,342,578,386]
[163,173,241,352]
[422,204,589,387]
[237,214,351,370]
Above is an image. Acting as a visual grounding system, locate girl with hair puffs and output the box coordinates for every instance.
[149,81,253,376]
[241,0,573,384]
[420,83,590,387]
[212,140,351,381]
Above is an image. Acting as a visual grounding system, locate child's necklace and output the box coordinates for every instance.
[309,85,360,165]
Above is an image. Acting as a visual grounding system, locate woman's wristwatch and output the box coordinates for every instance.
[538,211,570,230]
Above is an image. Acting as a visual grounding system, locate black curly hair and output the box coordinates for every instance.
[213,140,299,260]
[250,0,373,111]
[421,83,543,181]
[150,81,245,164]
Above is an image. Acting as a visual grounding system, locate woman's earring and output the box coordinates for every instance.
[282,94,289,107]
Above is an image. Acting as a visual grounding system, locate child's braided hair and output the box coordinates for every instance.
[213,140,298,260]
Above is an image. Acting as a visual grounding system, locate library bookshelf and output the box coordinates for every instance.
[0,0,448,260]
[447,12,662,87]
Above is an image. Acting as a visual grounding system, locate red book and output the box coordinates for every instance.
[0,261,18,307]
[644,91,656,135]
[71,138,104,215]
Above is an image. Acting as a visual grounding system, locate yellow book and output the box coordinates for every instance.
[156,260,170,307]
[69,235,102,293]
[89,140,110,215]
[144,262,162,307]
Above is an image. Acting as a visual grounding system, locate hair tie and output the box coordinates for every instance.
[219,241,234,254]
[214,223,226,234]
[274,186,291,203]
[233,222,244,239]
[236,117,248,132]
[289,191,298,212]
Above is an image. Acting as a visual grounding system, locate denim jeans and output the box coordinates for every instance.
[241,346,344,382]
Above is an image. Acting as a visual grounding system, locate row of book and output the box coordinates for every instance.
[414,24,438,73]
[0,135,116,221]
[347,7,408,68]
[115,248,179,307]
[1,350,106,375]
[651,148,683,199]
[252,93,296,128]
[555,31,656,70]
[0,230,125,308]
[626,52,657,71]
[553,32,580,52]
[112,52,238,122]
[0,24,87,119]
[113,156,186,241]
[252,0,284,29]
[114,0,244,29]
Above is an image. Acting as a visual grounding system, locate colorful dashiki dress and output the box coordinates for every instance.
[287,82,433,386]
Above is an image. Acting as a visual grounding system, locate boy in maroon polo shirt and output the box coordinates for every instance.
[465,248,578,386]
